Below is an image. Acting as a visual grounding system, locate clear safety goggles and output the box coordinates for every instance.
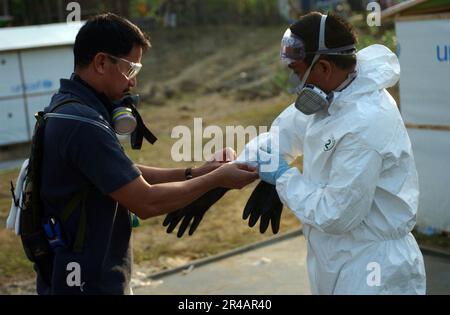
[280,29,306,65]
[280,15,357,66]
[107,54,143,80]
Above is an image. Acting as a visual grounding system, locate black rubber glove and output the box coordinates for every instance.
[242,180,283,234]
[162,187,230,237]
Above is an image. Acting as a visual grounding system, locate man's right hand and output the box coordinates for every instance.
[111,163,257,220]
[212,163,259,190]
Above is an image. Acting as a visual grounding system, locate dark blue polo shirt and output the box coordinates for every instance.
[37,74,141,294]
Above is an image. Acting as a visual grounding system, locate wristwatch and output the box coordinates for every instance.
[185,167,193,180]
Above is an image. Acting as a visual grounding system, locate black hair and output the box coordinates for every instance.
[74,12,151,68]
[289,12,357,70]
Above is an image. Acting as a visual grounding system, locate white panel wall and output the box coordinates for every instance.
[21,47,73,96]
[408,128,450,232]
[396,19,450,126]
[21,47,73,138]
[25,94,54,138]
[396,18,450,232]
[0,52,23,97]
[0,46,73,145]
[0,98,29,145]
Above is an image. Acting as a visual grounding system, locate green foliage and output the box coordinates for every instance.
[381,30,397,54]
[130,0,162,18]
[357,29,397,54]
[131,0,282,26]
[5,0,282,27]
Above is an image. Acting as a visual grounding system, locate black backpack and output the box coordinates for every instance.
[15,99,90,286]
[13,95,157,286]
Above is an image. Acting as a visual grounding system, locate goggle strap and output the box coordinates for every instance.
[316,44,357,55]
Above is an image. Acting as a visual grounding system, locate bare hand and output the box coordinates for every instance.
[207,147,237,163]
[213,163,259,190]
[197,147,238,176]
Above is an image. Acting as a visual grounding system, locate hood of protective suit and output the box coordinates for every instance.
[336,44,400,99]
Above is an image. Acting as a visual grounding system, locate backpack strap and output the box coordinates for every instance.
[50,98,83,114]
[42,98,95,254]
[59,187,89,253]
[32,98,82,131]
[43,98,116,138]
[44,113,116,138]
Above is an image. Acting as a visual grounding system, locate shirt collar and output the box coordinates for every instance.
[57,73,114,122]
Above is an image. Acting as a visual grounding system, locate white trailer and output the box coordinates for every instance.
[0,21,83,146]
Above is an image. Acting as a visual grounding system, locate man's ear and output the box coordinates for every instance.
[317,59,333,79]
[92,53,108,75]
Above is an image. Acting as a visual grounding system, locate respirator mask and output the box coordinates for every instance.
[281,14,357,115]
[112,94,158,150]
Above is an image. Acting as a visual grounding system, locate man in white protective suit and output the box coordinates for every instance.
[254,12,426,294]
[160,12,426,295]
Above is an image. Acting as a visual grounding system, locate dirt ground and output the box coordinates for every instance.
[0,93,303,294]
[1,23,449,294]
[0,24,297,293]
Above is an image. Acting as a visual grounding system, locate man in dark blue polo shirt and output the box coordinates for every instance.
[38,13,258,295]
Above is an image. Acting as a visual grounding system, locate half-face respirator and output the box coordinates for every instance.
[112,94,157,149]
[280,14,357,115]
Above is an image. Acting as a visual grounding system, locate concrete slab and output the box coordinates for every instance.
[422,249,450,295]
[135,231,310,295]
[134,231,450,295]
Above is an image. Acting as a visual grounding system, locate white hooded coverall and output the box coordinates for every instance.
[241,44,426,294]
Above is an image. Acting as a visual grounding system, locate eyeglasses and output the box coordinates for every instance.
[106,54,142,80]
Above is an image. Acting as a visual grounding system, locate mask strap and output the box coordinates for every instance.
[297,15,327,93]
[129,104,158,149]
[298,53,320,93]
[334,69,358,92]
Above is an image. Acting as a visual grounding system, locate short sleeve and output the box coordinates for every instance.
[60,120,141,194]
